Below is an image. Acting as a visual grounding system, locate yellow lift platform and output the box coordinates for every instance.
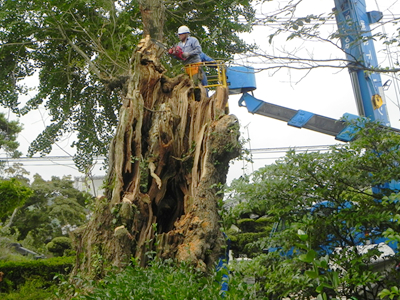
[184,61,228,90]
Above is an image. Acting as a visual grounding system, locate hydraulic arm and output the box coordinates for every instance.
[334,0,390,126]
[237,0,395,140]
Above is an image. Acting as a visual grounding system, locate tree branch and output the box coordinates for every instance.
[56,23,104,80]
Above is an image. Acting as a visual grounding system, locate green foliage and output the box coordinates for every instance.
[229,231,270,259]
[67,259,258,299]
[9,175,91,249]
[0,276,57,300]
[378,195,400,300]
[0,112,22,158]
[46,237,72,257]
[0,256,74,293]
[379,286,400,300]
[237,217,271,232]
[0,0,255,170]
[295,227,400,300]
[0,178,32,219]
[224,122,400,299]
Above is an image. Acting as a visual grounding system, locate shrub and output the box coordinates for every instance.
[0,277,56,300]
[0,256,74,292]
[46,237,72,257]
[0,179,32,219]
[70,259,258,300]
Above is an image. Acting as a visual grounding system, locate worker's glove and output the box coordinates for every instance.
[168,47,176,55]
[182,52,190,58]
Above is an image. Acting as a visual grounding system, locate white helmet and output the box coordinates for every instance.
[178,25,190,35]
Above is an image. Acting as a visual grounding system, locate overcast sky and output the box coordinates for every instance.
[2,0,400,184]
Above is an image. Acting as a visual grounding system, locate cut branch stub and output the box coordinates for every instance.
[72,36,240,277]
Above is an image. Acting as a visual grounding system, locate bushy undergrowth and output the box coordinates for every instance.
[0,277,56,300]
[0,253,258,299]
[0,256,74,293]
[59,259,258,300]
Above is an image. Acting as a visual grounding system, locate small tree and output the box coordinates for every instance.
[10,175,90,249]
[224,121,400,299]
[0,178,32,220]
[238,1,400,76]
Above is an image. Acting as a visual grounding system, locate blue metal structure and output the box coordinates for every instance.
[238,92,363,142]
[221,1,400,292]
[236,1,400,265]
[226,66,257,95]
[236,0,396,140]
[335,0,400,192]
[334,0,390,126]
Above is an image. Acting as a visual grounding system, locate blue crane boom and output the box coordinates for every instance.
[334,0,390,126]
[233,0,396,140]
[226,1,400,270]
[238,92,363,142]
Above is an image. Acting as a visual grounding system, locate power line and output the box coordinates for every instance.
[238,15,400,26]
[0,145,339,164]
[250,144,340,154]
[0,156,106,162]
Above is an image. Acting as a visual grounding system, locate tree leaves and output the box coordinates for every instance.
[225,122,400,298]
[0,112,22,157]
[0,178,32,219]
[0,0,255,171]
[9,174,91,247]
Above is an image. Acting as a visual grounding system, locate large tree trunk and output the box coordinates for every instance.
[72,36,240,278]
[139,0,165,41]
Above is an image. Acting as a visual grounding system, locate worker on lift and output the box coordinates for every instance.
[170,26,204,87]
[199,52,215,87]
[176,26,201,64]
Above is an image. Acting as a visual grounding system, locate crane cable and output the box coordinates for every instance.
[374,0,400,117]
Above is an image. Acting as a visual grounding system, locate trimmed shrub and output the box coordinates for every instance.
[0,256,74,292]
[46,237,72,257]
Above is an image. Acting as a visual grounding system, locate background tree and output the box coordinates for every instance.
[224,122,400,299]
[1,162,30,183]
[46,236,72,257]
[0,116,28,228]
[8,175,90,250]
[0,178,32,220]
[0,112,22,158]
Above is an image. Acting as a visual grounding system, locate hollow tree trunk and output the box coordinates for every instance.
[71,36,240,278]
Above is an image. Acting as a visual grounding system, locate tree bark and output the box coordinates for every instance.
[4,207,18,228]
[139,0,165,41]
[72,36,240,278]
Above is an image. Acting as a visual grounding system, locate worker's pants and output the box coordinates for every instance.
[200,69,209,96]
